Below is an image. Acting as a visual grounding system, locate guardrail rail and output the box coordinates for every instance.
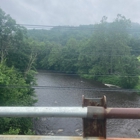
[0,95,140,140]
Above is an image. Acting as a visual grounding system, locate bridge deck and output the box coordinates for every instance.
[0,136,139,140]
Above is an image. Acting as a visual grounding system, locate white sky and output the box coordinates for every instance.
[0,0,140,26]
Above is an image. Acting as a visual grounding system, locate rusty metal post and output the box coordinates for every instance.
[82,95,106,138]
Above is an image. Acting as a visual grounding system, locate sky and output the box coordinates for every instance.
[0,0,140,26]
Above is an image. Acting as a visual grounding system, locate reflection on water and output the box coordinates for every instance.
[34,71,140,138]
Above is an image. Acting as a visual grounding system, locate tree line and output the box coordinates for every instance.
[28,15,140,89]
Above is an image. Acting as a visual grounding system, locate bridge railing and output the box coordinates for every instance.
[0,95,140,140]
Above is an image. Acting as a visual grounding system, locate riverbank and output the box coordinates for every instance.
[36,69,140,92]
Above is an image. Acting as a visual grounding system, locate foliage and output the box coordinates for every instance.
[0,63,36,134]
[27,14,140,89]
[1,118,34,135]
[0,8,37,135]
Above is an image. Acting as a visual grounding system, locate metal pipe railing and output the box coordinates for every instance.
[105,108,140,119]
[0,106,140,119]
[0,96,139,139]
[0,107,87,118]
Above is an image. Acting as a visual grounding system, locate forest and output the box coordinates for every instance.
[28,15,140,89]
[0,8,140,134]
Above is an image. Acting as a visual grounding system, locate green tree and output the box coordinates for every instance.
[77,15,139,88]
[0,63,36,134]
[0,8,37,134]
[0,8,17,62]
[60,38,79,73]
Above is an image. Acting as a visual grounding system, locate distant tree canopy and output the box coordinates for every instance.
[28,14,140,89]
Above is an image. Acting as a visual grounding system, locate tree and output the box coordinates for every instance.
[0,8,17,62]
[60,38,79,73]
[77,15,139,88]
[0,8,37,134]
[0,63,36,134]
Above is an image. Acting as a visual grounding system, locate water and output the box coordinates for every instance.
[33,71,140,138]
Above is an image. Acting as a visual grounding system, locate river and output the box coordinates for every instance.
[33,71,140,138]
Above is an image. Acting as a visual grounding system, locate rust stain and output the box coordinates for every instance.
[82,95,106,138]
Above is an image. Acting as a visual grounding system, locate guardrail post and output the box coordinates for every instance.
[82,95,106,138]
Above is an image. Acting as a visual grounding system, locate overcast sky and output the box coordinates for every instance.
[0,0,140,26]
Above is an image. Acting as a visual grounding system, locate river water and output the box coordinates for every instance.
[33,71,140,138]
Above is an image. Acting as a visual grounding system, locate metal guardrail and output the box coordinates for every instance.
[0,106,140,119]
[0,95,140,140]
